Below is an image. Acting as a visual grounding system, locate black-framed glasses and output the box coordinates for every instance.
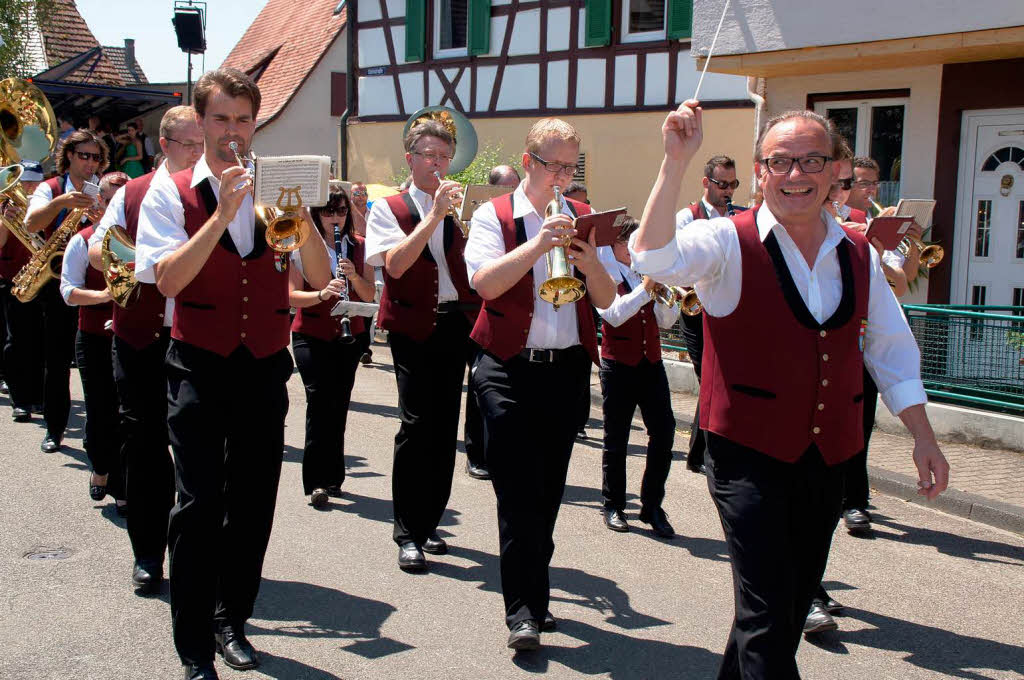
[837,177,854,191]
[74,151,103,162]
[760,155,831,175]
[852,179,880,189]
[707,177,740,190]
[411,150,453,162]
[165,137,203,152]
[528,152,579,177]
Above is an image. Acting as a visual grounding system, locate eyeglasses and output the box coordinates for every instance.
[851,179,881,189]
[350,190,367,198]
[411,151,453,163]
[74,151,103,162]
[759,155,831,175]
[528,152,579,177]
[165,137,203,152]
[707,177,740,190]
[837,177,854,191]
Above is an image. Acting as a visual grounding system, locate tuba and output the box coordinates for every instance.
[537,185,586,309]
[100,225,141,307]
[405,106,477,237]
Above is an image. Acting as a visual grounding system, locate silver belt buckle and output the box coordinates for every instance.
[528,349,550,363]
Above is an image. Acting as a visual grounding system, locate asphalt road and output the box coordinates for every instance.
[1,342,1022,679]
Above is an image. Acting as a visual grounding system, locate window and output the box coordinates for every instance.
[1018,201,1024,260]
[436,0,468,57]
[975,200,992,258]
[981,145,1024,172]
[621,0,665,43]
[814,96,908,206]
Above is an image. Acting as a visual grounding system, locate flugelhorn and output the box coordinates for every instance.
[228,141,308,253]
[649,281,702,316]
[538,185,585,310]
[100,225,140,307]
[433,170,469,237]
[869,197,944,267]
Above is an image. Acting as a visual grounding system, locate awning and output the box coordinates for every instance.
[27,78,183,124]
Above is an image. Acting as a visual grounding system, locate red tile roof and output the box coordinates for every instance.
[38,0,123,86]
[220,0,347,128]
[104,46,149,86]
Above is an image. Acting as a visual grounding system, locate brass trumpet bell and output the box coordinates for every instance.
[539,186,585,309]
[905,235,944,268]
[101,226,141,308]
[679,288,703,316]
[262,187,308,253]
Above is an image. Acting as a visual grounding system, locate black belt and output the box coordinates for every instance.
[517,347,579,364]
[437,301,462,313]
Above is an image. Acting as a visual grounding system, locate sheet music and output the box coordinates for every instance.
[894,199,937,229]
[254,155,331,207]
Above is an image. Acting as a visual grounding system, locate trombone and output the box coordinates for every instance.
[229,141,309,253]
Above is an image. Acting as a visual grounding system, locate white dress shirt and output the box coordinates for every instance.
[675,198,721,229]
[289,229,342,284]
[364,182,457,303]
[465,182,581,349]
[135,154,255,285]
[595,248,679,329]
[89,162,175,325]
[629,203,926,415]
[26,173,100,225]
[59,231,90,303]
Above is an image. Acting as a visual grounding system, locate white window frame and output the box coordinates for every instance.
[434,0,469,59]
[620,0,666,44]
[813,96,910,161]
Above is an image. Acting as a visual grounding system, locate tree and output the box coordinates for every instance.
[0,0,56,79]
[391,142,521,187]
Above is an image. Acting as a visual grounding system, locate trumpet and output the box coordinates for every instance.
[433,171,469,237]
[229,141,308,253]
[537,185,585,309]
[899,234,944,268]
[649,282,702,316]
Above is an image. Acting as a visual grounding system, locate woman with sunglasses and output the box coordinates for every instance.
[289,188,375,508]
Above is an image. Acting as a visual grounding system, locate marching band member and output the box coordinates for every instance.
[135,69,330,679]
[59,217,121,509]
[22,130,107,452]
[466,118,616,649]
[595,217,678,537]
[289,187,374,507]
[365,120,481,573]
[630,101,948,679]
[87,105,203,594]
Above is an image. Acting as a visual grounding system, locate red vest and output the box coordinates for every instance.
[73,226,113,336]
[169,168,291,358]
[600,280,662,365]
[292,233,368,340]
[847,207,868,224]
[111,171,168,349]
[0,237,29,281]
[469,193,599,365]
[688,201,709,221]
[698,208,872,466]
[376,192,480,342]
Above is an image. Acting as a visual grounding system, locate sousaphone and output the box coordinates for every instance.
[403,106,478,175]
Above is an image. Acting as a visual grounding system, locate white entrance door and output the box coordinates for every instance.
[954,109,1024,308]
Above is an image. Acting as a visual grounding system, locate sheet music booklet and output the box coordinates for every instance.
[254,155,332,208]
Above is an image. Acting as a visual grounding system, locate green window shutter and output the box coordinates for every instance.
[467,0,491,56]
[405,0,426,63]
[667,0,693,40]
[584,0,612,47]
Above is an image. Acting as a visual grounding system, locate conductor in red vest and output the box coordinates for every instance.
[630,102,950,679]
[134,69,330,680]
[364,120,482,573]
[87,105,204,595]
[465,118,616,650]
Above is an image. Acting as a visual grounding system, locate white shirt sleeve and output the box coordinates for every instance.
[629,217,736,292]
[89,185,128,248]
[881,248,906,270]
[654,294,681,329]
[675,207,696,229]
[59,233,89,304]
[25,181,54,223]
[364,199,406,267]
[863,246,927,415]
[134,171,187,285]
[465,201,508,286]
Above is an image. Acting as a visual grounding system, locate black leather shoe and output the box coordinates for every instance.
[89,474,107,502]
[843,508,872,533]
[639,506,675,538]
[507,620,541,650]
[804,602,838,635]
[359,352,372,365]
[0,380,8,395]
[132,560,163,594]
[40,434,60,453]
[326,485,343,498]
[30,403,43,415]
[604,509,629,532]
[422,533,448,555]
[11,407,30,422]
[183,663,218,680]
[576,427,587,440]
[465,459,491,480]
[115,501,128,517]
[685,456,704,473]
[310,488,329,508]
[541,611,556,632]
[820,595,843,614]
[398,541,426,572]
[215,627,259,670]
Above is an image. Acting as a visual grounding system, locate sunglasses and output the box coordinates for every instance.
[350,190,367,198]
[837,177,854,191]
[74,151,103,162]
[707,177,740,190]
[322,206,349,216]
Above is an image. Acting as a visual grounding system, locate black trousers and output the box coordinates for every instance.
[463,346,485,469]
[355,328,372,358]
[27,284,77,436]
[706,434,845,680]
[680,311,706,468]
[3,285,45,410]
[75,329,122,495]
[113,332,174,566]
[599,357,675,511]
[292,331,362,495]
[472,346,591,629]
[0,280,7,382]
[166,340,292,667]
[843,368,878,510]
[388,312,471,546]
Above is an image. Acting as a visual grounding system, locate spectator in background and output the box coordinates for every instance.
[117,123,145,179]
[58,117,75,142]
[487,165,520,187]
[97,172,130,213]
[564,180,589,205]
[151,152,165,171]
[135,118,156,172]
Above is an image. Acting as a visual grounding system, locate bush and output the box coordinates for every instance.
[390,142,521,187]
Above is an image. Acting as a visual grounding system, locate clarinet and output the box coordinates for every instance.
[333,224,356,344]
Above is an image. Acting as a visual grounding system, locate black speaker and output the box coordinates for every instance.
[172,8,206,54]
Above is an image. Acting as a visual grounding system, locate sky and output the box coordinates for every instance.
[77,0,269,84]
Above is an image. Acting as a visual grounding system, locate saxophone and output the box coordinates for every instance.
[11,201,94,302]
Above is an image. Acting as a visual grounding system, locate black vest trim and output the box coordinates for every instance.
[762,232,856,331]
[197,178,267,260]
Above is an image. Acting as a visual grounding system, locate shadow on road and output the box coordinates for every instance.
[871,515,1024,567]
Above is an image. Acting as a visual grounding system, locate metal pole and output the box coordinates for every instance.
[186,52,192,104]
